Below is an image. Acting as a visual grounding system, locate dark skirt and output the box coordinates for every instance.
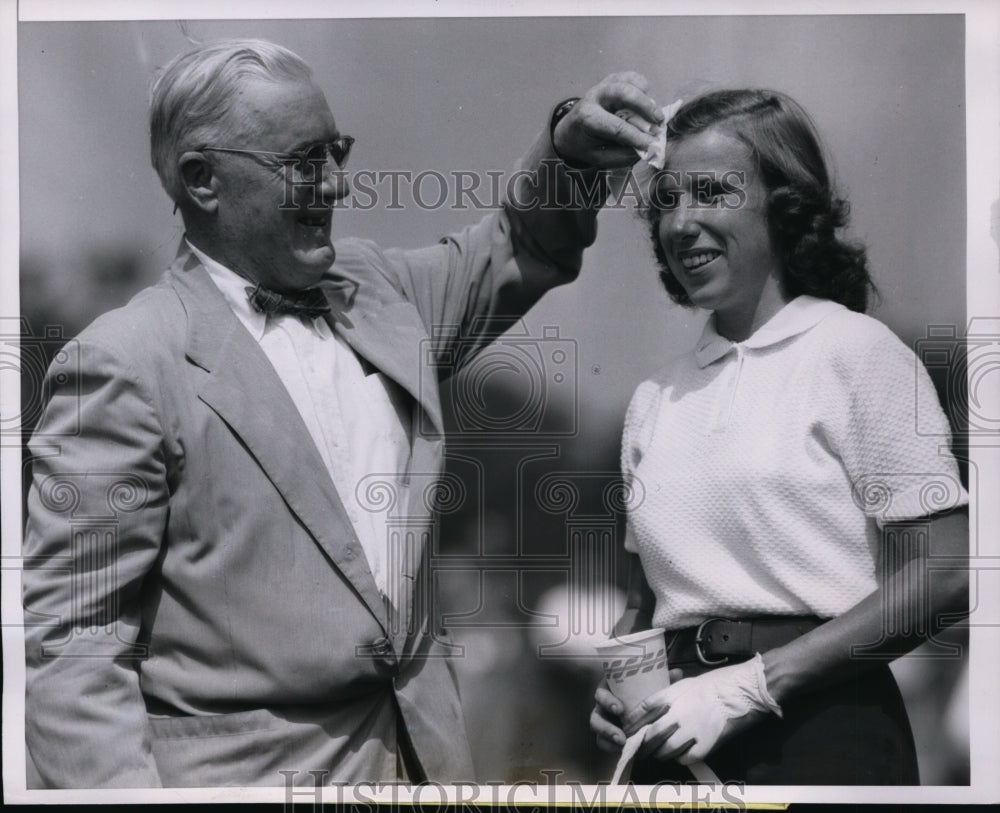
[629,661,919,786]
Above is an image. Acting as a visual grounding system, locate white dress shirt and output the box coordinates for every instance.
[188,240,410,600]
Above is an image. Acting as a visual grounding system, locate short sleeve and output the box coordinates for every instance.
[839,327,968,525]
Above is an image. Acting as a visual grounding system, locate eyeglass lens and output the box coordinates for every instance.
[299,137,354,174]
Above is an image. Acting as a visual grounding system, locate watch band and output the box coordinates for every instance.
[549,97,590,169]
[549,97,580,141]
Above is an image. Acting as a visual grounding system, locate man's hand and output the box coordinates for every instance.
[623,655,782,765]
[553,71,665,169]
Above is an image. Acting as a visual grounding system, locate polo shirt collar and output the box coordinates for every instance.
[693,295,845,368]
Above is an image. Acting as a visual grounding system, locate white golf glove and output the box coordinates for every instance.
[624,653,782,764]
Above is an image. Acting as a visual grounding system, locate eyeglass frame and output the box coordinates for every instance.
[199,135,355,179]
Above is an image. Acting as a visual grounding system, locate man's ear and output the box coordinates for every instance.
[177,151,219,214]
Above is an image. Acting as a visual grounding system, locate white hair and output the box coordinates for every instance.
[149,38,313,203]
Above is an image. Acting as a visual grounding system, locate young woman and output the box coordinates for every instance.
[590,89,969,785]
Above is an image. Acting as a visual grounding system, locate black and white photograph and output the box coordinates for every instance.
[1,0,998,806]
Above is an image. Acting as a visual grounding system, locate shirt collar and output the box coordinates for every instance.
[186,238,326,341]
[693,295,846,368]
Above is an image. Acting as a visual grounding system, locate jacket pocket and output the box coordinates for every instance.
[149,708,276,740]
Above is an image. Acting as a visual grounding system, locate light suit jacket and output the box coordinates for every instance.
[22,136,599,788]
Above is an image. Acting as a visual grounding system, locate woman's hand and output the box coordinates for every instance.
[591,668,685,753]
[623,655,781,765]
[591,681,627,753]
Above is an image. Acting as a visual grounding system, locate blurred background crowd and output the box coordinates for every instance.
[14,13,971,784]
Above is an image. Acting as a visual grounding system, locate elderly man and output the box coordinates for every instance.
[22,39,663,788]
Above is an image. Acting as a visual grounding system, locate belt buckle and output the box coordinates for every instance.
[694,617,731,666]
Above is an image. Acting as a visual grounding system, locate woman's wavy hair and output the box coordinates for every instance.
[648,89,875,313]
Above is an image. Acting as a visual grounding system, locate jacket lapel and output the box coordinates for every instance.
[168,247,389,630]
[320,278,444,438]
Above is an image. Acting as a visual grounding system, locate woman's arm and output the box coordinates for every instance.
[764,507,968,703]
[614,553,657,636]
[625,507,969,764]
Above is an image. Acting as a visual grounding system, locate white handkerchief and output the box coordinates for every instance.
[606,99,684,204]
[633,99,684,169]
[611,724,650,785]
[610,724,722,785]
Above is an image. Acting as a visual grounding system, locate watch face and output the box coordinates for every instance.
[556,99,578,119]
[550,98,583,165]
[551,98,579,138]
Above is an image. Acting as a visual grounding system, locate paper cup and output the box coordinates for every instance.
[595,628,669,713]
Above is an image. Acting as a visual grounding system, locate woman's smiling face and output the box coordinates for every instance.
[656,125,786,338]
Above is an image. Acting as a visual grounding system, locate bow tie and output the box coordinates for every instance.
[246,283,331,319]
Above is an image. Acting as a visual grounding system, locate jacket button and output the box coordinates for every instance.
[372,637,392,656]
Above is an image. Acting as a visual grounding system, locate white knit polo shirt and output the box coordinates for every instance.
[623,296,968,631]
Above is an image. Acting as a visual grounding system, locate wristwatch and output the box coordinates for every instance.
[549,97,579,143]
[549,97,589,169]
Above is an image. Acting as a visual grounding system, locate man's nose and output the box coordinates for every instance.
[320,167,350,203]
[290,172,349,210]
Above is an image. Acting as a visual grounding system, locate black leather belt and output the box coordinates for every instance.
[666,616,824,667]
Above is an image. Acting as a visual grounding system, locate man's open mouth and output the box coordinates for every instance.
[297,212,331,229]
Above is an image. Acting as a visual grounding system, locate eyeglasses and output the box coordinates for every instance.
[201,135,355,179]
